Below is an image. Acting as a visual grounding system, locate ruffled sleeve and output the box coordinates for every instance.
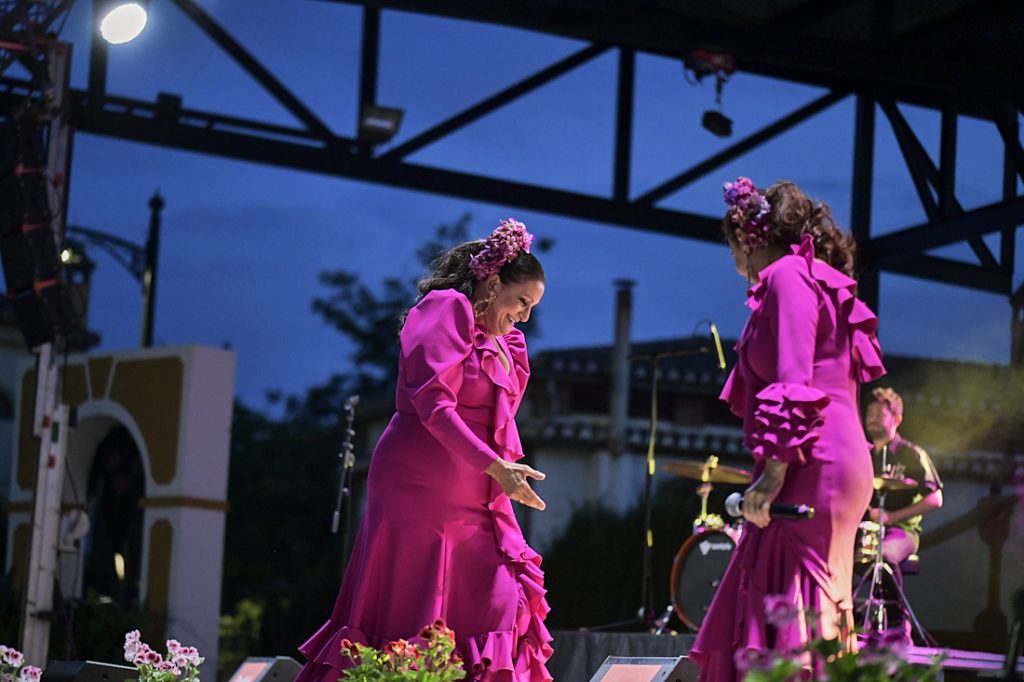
[400,289,500,470]
[503,327,531,408]
[747,240,830,465]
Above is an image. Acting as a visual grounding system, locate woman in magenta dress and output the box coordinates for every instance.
[690,179,886,681]
[296,219,553,682]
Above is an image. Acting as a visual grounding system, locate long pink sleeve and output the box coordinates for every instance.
[400,291,500,471]
[749,259,830,465]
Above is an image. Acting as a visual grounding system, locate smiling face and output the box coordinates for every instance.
[476,275,545,336]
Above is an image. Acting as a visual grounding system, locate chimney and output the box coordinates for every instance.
[609,279,635,455]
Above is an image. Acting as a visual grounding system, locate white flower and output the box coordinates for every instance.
[166,640,181,654]
[2,650,23,667]
[125,630,141,645]
[3,672,16,682]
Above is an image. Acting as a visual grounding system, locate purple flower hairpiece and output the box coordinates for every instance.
[469,218,534,280]
[723,176,774,250]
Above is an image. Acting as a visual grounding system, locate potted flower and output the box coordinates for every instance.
[338,620,466,681]
[123,631,204,682]
[0,645,43,682]
[738,596,944,681]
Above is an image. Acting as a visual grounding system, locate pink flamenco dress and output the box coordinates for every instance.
[689,235,886,681]
[295,289,553,682]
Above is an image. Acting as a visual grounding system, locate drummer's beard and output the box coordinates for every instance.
[865,423,888,442]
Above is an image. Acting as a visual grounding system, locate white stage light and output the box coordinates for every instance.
[99,2,149,45]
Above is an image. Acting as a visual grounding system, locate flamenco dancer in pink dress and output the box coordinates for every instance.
[296,219,553,682]
[690,179,886,681]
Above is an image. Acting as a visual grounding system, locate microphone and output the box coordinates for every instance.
[709,322,727,371]
[725,492,815,520]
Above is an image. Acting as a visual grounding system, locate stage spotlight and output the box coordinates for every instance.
[702,110,732,138]
[358,104,404,144]
[99,1,149,45]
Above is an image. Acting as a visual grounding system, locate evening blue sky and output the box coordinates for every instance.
[37,1,1023,411]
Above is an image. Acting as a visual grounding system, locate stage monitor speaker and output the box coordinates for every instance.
[41,660,137,682]
[588,656,698,682]
[227,656,302,682]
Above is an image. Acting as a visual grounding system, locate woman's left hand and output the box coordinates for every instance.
[486,458,547,511]
[741,460,788,529]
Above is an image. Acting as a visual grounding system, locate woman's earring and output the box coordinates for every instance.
[474,289,498,318]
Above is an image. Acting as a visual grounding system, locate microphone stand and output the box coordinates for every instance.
[332,396,359,573]
[588,345,717,633]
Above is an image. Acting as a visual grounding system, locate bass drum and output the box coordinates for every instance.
[670,529,737,631]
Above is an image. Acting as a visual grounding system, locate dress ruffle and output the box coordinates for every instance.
[475,493,553,681]
[787,234,884,383]
[748,383,830,464]
[296,623,370,682]
[720,235,885,421]
[296,531,553,682]
[690,524,857,682]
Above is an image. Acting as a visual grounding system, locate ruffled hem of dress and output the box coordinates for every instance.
[689,532,856,682]
[747,382,830,464]
[483,495,554,682]
[295,622,370,682]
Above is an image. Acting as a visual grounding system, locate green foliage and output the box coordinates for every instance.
[740,635,945,682]
[220,400,350,660]
[340,622,465,682]
[218,599,264,681]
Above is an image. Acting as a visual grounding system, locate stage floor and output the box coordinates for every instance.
[548,630,1023,682]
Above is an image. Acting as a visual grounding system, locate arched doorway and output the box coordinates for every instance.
[82,426,145,607]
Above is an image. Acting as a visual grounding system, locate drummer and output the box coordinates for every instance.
[864,387,944,569]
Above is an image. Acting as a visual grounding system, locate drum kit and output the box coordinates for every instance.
[659,453,930,642]
[853,460,933,644]
[661,455,749,632]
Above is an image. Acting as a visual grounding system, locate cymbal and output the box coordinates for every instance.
[663,460,752,484]
[873,475,918,492]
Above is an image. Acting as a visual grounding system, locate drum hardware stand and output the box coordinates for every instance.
[854,445,936,646]
[587,347,713,633]
[651,457,724,634]
[332,395,360,574]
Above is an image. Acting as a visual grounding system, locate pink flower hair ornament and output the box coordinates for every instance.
[723,177,774,250]
[469,218,534,280]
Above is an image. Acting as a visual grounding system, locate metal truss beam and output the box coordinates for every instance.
[636,90,847,206]
[9,86,720,242]
[873,196,1024,265]
[380,43,609,162]
[3,0,1020,308]
[167,0,332,137]
[885,254,1012,295]
[880,99,1000,269]
[322,1,1024,109]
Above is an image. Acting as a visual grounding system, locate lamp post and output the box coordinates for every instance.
[65,191,165,348]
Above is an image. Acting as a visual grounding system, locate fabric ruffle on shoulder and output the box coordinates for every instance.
[470,324,531,464]
[720,234,885,419]
[790,234,885,383]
